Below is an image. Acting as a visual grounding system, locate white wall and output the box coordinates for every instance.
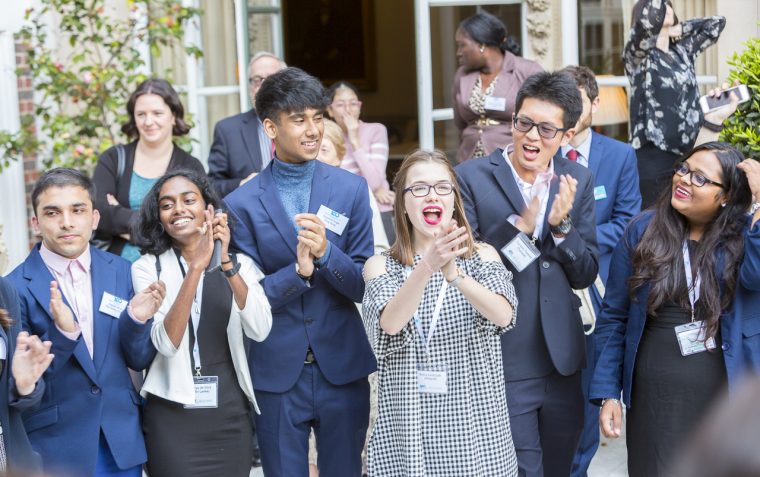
[716,0,760,83]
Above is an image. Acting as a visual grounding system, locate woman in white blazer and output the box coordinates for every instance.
[131,169,271,477]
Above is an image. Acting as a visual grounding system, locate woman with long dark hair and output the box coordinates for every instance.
[130,169,271,476]
[452,11,542,163]
[362,150,518,476]
[625,0,725,207]
[93,78,205,261]
[590,142,760,476]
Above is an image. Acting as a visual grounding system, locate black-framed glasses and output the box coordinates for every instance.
[512,116,569,139]
[403,182,455,197]
[674,162,725,189]
[248,75,266,86]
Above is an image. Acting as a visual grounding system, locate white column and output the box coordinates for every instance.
[561,0,579,66]
[415,0,434,150]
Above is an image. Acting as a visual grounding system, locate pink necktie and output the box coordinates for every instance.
[69,261,93,357]
[566,149,579,162]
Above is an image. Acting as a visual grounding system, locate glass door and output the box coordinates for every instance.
[414,0,525,160]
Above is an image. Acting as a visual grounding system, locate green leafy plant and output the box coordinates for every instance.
[722,33,760,159]
[0,0,202,172]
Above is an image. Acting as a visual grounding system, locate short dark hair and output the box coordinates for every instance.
[255,67,330,124]
[514,72,583,129]
[132,169,222,256]
[559,65,599,102]
[459,12,521,56]
[326,80,360,103]
[121,78,191,140]
[31,168,95,215]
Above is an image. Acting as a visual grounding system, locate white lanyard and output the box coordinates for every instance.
[175,250,204,375]
[406,267,448,356]
[682,241,701,322]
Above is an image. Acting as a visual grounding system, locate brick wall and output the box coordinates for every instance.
[15,36,39,249]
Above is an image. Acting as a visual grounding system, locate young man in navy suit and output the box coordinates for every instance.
[208,52,287,198]
[558,65,641,477]
[6,169,164,477]
[224,67,376,477]
[456,72,599,477]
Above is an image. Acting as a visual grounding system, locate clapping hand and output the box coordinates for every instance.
[295,213,329,260]
[12,331,54,396]
[547,174,578,227]
[49,281,77,333]
[129,281,167,323]
[421,220,468,279]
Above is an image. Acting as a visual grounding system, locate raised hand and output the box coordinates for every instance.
[374,187,395,205]
[49,281,77,333]
[212,210,232,259]
[703,80,741,125]
[185,205,215,271]
[547,174,578,227]
[296,240,315,279]
[514,196,541,236]
[738,159,760,203]
[129,280,167,323]
[12,331,54,396]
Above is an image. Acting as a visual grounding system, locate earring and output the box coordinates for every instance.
[479,45,485,53]
[721,203,727,208]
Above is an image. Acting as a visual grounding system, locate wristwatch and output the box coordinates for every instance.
[550,215,573,237]
[222,253,240,277]
[446,268,465,287]
[295,262,312,286]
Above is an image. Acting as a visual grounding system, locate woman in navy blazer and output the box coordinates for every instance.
[590,142,760,476]
[0,276,53,474]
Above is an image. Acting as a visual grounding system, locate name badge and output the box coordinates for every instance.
[501,233,540,272]
[316,205,349,236]
[183,376,219,409]
[674,321,717,356]
[484,95,507,111]
[594,185,607,201]
[99,292,128,319]
[417,363,448,394]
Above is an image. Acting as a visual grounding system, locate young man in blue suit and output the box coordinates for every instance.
[557,65,642,477]
[208,52,287,198]
[6,168,164,477]
[456,72,599,477]
[224,67,376,477]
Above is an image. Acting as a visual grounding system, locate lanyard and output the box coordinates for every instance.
[174,249,204,376]
[682,241,701,322]
[406,267,448,356]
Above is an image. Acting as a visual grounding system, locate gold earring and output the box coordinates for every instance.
[479,45,485,53]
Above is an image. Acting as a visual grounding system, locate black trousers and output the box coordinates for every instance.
[636,143,682,209]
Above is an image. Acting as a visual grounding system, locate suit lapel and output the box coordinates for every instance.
[308,161,333,215]
[259,166,298,258]
[90,250,114,373]
[25,247,98,383]
[490,152,528,213]
[587,133,603,181]
[240,110,263,171]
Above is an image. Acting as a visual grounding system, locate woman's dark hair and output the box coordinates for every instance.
[459,11,521,56]
[0,308,12,329]
[629,142,751,341]
[121,78,191,140]
[133,169,222,256]
[326,81,360,103]
[255,67,330,124]
[631,0,680,34]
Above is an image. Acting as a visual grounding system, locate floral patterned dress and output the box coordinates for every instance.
[362,249,518,477]
[625,0,725,155]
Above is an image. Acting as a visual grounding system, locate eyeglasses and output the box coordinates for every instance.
[248,75,266,87]
[674,162,725,189]
[512,116,569,139]
[331,101,362,109]
[403,182,455,197]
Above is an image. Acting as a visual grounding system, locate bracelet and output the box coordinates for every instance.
[223,261,241,278]
[601,398,621,407]
[446,268,465,287]
[221,259,232,265]
[703,120,723,133]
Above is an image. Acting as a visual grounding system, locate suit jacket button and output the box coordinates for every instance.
[305,318,313,325]
[91,385,101,395]
[722,342,730,351]
[542,261,550,269]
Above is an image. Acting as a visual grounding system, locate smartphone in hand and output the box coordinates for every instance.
[699,84,750,114]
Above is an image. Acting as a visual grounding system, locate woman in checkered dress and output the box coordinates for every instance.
[362,150,518,476]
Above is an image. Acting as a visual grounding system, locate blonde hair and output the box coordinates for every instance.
[389,149,475,266]
[322,119,346,163]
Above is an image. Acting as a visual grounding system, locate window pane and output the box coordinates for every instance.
[578,0,625,76]
[205,94,241,146]
[248,13,277,55]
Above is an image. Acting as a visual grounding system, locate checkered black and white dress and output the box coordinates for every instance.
[362,249,519,477]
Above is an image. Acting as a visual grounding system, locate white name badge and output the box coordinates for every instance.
[484,95,507,111]
[501,233,540,272]
[417,363,448,394]
[594,185,608,201]
[99,292,128,319]
[183,376,219,409]
[316,205,349,236]
[675,321,717,356]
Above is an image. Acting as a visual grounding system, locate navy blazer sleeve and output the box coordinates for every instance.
[208,122,242,198]
[596,146,641,255]
[117,276,156,371]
